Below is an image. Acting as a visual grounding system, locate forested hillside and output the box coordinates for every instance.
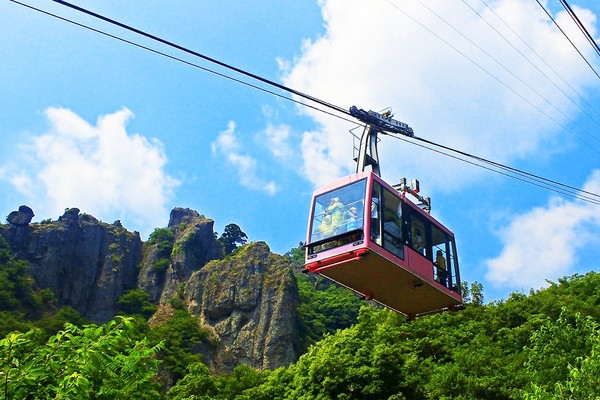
[1,230,600,398]
[166,272,600,399]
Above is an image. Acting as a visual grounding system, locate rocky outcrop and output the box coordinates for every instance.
[1,207,142,323]
[185,241,298,373]
[1,205,300,372]
[7,205,34,226]
[137,208,222,304]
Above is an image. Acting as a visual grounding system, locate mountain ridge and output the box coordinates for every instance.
[0,205,299,372]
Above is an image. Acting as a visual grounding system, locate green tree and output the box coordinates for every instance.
[283,243,305,273]
[524,309,600,399]
[148,227,175,272]
[118,288,157,319]
[0,236,38,313]
[168,363,266,400]
[219,224,248,255]
[36,306,88,337]
[295,273,363,353]
[149,309,208,383]
[0,236,57,337]
[0,317,163,399]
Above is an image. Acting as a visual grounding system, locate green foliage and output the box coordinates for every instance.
[169,284,187,311]
[0,311,33,339]
[0,236,57,335]
[168,363,267,399]
[36,306,88,337]
[149,227,175,245]
[149,227,175,272]
[460,280,484,305]
[0,236,36,313]
[149,228,175,259]
[295,273,363,353]
[283,243,305,272]
[1,234,600,398]
[218,223,248,255]
[149,309,209,383]
[0,317,163,399]
[152,258,170,272]
[190,272,600,400]
[523,309,600,399]
[118,289,157,319]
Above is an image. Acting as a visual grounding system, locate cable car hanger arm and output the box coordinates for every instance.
[350,105,414,177]
[349,106,414,137]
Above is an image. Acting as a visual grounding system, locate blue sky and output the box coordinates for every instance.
[1,0,600,303]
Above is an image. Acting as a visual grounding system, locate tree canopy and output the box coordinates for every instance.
[218,224,248,255]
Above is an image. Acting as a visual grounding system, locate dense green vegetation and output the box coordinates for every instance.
[0,236,87,339]
[0,317,163,399]
[148,227,175,272]
[165,272,600,399]
[2,233,600,399]
[295,274,363,353]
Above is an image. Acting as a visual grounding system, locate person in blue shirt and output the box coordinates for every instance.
[346,207,358,231]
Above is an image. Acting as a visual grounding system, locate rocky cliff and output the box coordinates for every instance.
[137,207,222,304]
[1,205,299,371]
[184,241,298,372]
[2,206,142,323]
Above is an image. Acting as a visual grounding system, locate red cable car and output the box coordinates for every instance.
[304,107,463,319]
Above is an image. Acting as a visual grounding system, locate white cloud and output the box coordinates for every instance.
[281,0,600,190]
[264,123,293,161]
[485,170,600,290]
[5,107,179,237]
[212,121,277,195]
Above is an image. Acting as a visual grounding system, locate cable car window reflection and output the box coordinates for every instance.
[410,215,428,257]
[448,237,460,293]
[382,187,404,259]
[370,182,382,245]
[308,179,367,254]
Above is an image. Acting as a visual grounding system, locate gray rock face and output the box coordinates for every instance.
[2,207,142,323]
[185,241,298,372]
[137,208,223,304]
[7,205,34,226]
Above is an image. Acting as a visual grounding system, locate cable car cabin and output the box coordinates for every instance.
[304,170,462,319]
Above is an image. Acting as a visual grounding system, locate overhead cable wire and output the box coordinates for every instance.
[463,0,600,138]
[477,0,600,125]
[384,0,600,153]
[415,0,600,148]
[390,134,600,205]
[558,0,600,57]
[534,0,600,80]
[8,0,357,126]
[412,135,600,203]
[10,0,600,205]
[46,0,350,118]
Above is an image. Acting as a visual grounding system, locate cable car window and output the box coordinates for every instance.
[448,237,460,293]
[431,225,448,287]
[382,187,404,259]
[410,215,428,257]
[370,181,382,245]
[308,179,367,252]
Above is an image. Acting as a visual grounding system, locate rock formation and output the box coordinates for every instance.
[137,207,222,304]
[1,205,300,372]
[184,241,298,372]
[1,207,142,323]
